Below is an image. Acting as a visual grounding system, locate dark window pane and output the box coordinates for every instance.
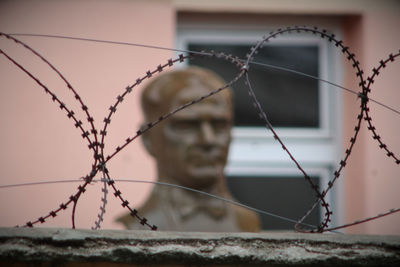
[189,44,319,128]
[226,176,321,230]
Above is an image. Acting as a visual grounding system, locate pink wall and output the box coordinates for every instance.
[1,0,399,234]
[346,8,400,235]
[341,16,368,234]
[342,6,400,234]
[0,0,174,229]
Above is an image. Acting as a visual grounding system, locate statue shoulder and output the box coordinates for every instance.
[233,205,261,232]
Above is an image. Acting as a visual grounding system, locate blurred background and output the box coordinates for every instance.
[0,0,399,234]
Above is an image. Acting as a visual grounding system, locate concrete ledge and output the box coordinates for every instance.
[0,227,399,266]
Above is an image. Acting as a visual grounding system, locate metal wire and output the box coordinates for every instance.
[1,26,398,233]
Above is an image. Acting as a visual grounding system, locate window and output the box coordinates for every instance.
[176,16,343,230]
[188,43,320,128]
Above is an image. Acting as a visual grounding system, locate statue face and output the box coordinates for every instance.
[153,85,232,190]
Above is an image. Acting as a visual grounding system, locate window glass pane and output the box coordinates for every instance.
[188,44,319,128]
[226,176,321,230]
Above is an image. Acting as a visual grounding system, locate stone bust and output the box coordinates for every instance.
[117,66,260,232]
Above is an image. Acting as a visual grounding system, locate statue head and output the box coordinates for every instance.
[141,66,233,190]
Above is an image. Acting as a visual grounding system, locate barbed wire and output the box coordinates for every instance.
[0,178,321,231]
[0,25,398,233]
[8,32,399,115]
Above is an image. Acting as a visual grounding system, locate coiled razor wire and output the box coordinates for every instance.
[0,26,399,233]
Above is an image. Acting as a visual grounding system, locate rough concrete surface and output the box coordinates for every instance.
[0,227,399,266]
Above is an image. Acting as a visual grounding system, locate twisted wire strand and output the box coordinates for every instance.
[243,26,337,232]
[243,70,332,232]
[363,51,400,165]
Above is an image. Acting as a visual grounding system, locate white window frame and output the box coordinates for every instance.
[176,24,344,229]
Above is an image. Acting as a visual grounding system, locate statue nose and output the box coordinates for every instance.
[199,121,216,144]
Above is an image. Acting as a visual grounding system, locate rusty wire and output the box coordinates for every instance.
[0,26,399,233]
